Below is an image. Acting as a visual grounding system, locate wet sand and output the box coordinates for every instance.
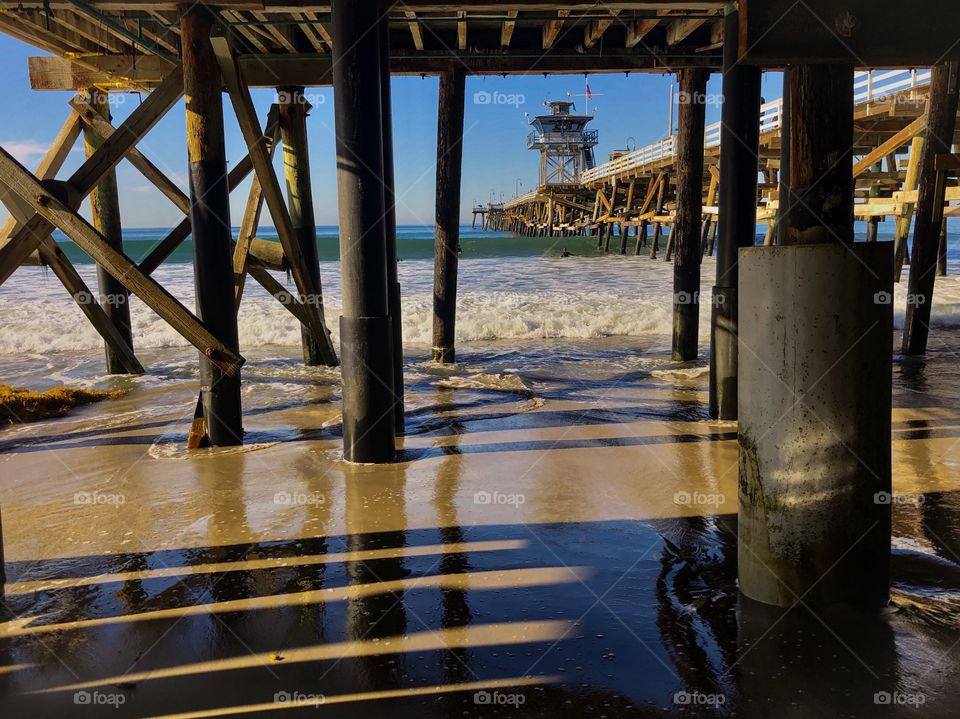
[1,337,960,717]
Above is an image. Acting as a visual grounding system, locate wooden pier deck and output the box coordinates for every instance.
[490,67,960,259]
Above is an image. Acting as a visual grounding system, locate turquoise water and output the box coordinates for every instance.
[47,221,954,265]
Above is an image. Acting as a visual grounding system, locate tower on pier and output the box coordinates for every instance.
[527,100,598,189]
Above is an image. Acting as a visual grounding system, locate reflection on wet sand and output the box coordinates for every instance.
[0,338,959,716]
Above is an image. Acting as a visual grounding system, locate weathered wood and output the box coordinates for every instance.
[894,135,923,280]
[781,64,854,245]
[81,87,136,375]
[432,65,466,364]
[71,95,191,214]
[853,116,925,177]
[234,107,280,306]
[0,111,81,252]
[212,35,336,357]
[181,4,244,446]
[739,0,960,66]
[903,61,960,355]
[28,49,722,92]
[649,175,668,259]
[0,65,184,285]
[671,67,708,361]
[280,87,338,366]
[0,145,244,376]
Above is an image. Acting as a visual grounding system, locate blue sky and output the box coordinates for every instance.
[0,33,784,228]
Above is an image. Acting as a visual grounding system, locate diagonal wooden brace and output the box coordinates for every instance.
[0,145,244,377]
[0,65,184,287]
[211,35,338,365]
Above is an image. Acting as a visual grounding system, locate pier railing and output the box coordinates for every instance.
[581,69,932,185]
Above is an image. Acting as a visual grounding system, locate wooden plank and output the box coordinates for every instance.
[501,10,518,48]
[458,11,467,50]
[70,96,191,214]
[36,237,144,374]
[211,36,332,345]
[404,11,425,51]
[67,65,184,193]
[0,112,81,246]
[739,0,960,66]
[625,19,659,48]
[234,107,280,305]
[853,116,925,177]
[542,9,569,49]
[0,146,244,376]
[584,11,620,49]
[666,17,705,46]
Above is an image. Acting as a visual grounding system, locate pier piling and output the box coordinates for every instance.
[709,9,761,420]
[279,86,327,367]
[331,0,396,463]
[181,5,243,446]
[81,87,134,375]
[380,15,405,432]
[903,61,960,355]
[739,64,892,608]
[432,64,466,364]
[671,67,708,362]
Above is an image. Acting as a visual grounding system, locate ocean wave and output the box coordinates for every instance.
[3,259,960,354]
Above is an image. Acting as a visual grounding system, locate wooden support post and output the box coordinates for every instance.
[380,15,404,432]
[938,217,948,276]
[671,67,708,362]
[903,61,960,355]
[866,162,882,241]
[774,67,791,245]
[331,0,395,462]
[650,177,667,259]
[432,64,466,364]
[279,87,327,366]
[181,4,242,446]
[709,8,761,420]
[619,224,629,255]
[781,65,854,245]
[894,135,923,280]
[81,87,135,375]
[212,37,338,366]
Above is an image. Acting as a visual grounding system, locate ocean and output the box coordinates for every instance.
[2,223,960,363]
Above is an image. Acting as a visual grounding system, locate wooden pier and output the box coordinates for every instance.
[0,0,959,613]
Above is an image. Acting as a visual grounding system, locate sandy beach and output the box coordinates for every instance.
[1,314,959,716]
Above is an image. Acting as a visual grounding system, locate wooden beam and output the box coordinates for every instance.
[542,9,569,49]
[501,10,518,48]
[404,10,425,51]
[0,112,81,245]
[739,0,960,66]
[458,11,467,50]
[0,65,183,285]
[584,11,620,49]
[0,146,244,376]
[28,49,722,91]
[853,116,925,177]
[211,35,334,349]
[234,107,280,306]
[625,19,659,48]
[666,17,705,46]
[70,96,190,214]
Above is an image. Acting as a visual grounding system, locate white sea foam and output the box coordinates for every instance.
[3,255,960,355]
